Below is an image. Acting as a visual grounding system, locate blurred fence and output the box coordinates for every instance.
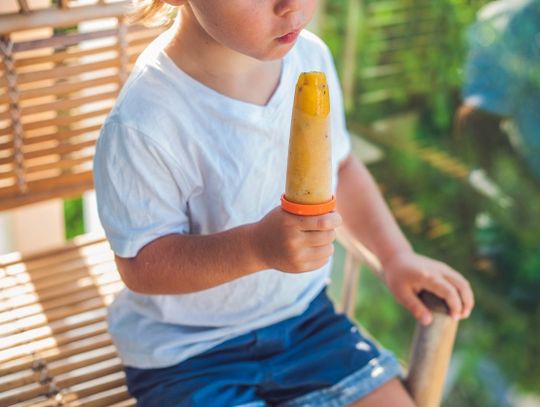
[322,0,489,121]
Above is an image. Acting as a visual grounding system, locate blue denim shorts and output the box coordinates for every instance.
[124,290,402,407]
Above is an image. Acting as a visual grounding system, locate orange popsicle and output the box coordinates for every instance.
[281,72,335,216]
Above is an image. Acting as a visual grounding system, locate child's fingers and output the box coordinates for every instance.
[400,290,432,326]
[442,270,474,318]
[423,277,463,320]
[304,230,336,247]
[298,212,342,231]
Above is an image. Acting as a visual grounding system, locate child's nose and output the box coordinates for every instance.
[274,0,303,17]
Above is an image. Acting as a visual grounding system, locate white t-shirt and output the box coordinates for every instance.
[93,27,351,369]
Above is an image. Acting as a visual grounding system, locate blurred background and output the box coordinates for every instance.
[320,1,540,406]
[0,0,539,406]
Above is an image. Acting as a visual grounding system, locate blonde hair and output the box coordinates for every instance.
[129,0,178,27]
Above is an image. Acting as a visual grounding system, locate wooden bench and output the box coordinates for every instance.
[0,2,458,406]
[0,236,131,406]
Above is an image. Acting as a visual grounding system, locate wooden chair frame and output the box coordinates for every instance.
[0,2,458,406]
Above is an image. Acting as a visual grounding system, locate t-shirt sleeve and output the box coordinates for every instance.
[93,121,191,258]
[321,43,352,165]
[462,11,529,116]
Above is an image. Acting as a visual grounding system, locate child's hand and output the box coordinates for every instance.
[251,207,342,273]
[382,251,474,326]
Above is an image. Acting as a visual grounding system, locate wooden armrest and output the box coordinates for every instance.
[405,291,458,407]
[336,227,457,407]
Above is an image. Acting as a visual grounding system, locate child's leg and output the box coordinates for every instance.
[255,290,405,406]
[348,378,416,407]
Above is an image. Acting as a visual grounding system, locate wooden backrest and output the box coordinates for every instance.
[0,4,160,404]
[0,1,164,211]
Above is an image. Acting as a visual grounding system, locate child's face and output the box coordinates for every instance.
[185,0,317,60]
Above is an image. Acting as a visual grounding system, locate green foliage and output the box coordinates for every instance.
[64,197,84,240]
[349,118,540,404]
[321,1,539,401]
[322,0,490,126]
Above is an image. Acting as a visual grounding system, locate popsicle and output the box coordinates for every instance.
[281,72,336,216]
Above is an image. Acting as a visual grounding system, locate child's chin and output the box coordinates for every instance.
[257,45,294,61]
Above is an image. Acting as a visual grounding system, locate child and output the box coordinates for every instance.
[93,1,474,406]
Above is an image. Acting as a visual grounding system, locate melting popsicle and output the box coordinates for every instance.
[281,72,336,216]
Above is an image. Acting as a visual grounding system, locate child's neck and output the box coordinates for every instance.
[164,9,283,106]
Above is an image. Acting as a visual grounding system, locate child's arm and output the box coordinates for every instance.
[336,153,474,325]
[115,207,341,295]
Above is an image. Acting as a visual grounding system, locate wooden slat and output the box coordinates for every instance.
[20,93,117,122]
[0,94,10,105]
[0,267,118,315]
[0,279,124,334]
[0,177,16,189]
[0,338,116,393]
[0,335,116,379]
[0,125,13,137]
[0,242,113,282]
[1,244,113,289]
[23,138,95,161]
[0,292,110,338]
[0,280,121,329]
[14,28,119,54]
[0,236,108,269]
[0,259,114,303]
[0,270,114,317]
[69,377,129,406]
[14,43,119,69]
[0,346,119,404]
[0,108,12,122]
[34,344,118,381]
[108,399,136,407]
[0,172,16,184]
[2,374,136,407]
[17,58,119,85]
[22,106,110,131]
[0,183,100,211]
[0,320,109,361]
[26,155,94,175]
[57,359,124,393]
[0,138,14,151]
[0,383,48,407]
[23,123,102,147]
[0,251,112,287]
[1,311,107,360]
[0,2,129,35]
[0,153,15,166]
[17,76,120,103]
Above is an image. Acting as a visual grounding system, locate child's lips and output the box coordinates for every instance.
[277,29,301,44]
